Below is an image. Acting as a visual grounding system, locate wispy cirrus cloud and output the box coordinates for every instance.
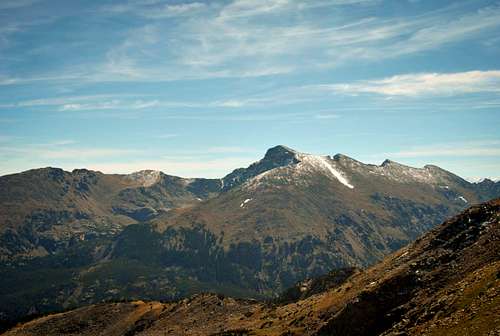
[315,70,500,97]
[0,94,262,111]
[0,73,86,86]
[94,1,500,82]
[152,70,500,110]
[142,2,207,19]
[216,0,292,21]
[2,1,500,84]
[5,69,497,117]
[0,0,41,10]
[58,100,161,111]
[102,1,207,18]
[353,4,500,61]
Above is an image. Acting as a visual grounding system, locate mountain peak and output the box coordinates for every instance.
[262,145,300,167]
[332,153,348,160]
[381,159,397,167]
[331,153,360,164]
[380,159,417,169]
[221,145,300,191]
[264,145,298,160]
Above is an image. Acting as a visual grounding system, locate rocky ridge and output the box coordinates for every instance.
[1,145,499,330]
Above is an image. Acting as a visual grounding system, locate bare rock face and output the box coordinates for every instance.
[221,145,300,191]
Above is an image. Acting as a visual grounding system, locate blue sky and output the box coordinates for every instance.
[1,0,499,179]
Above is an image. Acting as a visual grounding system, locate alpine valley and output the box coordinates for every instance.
[1,145,499,331]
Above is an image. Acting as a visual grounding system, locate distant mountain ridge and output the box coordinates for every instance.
[0,145,499,329]
[3,144,498,260]
[0,166,221,259]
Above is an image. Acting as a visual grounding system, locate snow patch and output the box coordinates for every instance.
[364,161,437,184]
[240,198,253,208]
[467,177,500,184]
[466,177,487,183]
[301,155,354,189]
[242,170,276,190]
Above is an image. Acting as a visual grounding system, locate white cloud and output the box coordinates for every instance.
[142,2,206,18]
[153,110,341,122]
[0,94,170,111]
[1,88,326,113]
[318,70,500,97]
[217,0,379,21]
[87,2,491,83]
[10,70,497,116]
[3,1,500,85]
[217,0,290,20]
[17,95,122,107]
[1,94,254,111]
[102,1,207,18]
[390,5,500,56]
[0,73,86,86]
[58,99,160,111]
[2,1,499,85]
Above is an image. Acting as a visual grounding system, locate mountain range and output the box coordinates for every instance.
[3,197,499,335]
[1,145,499,330]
